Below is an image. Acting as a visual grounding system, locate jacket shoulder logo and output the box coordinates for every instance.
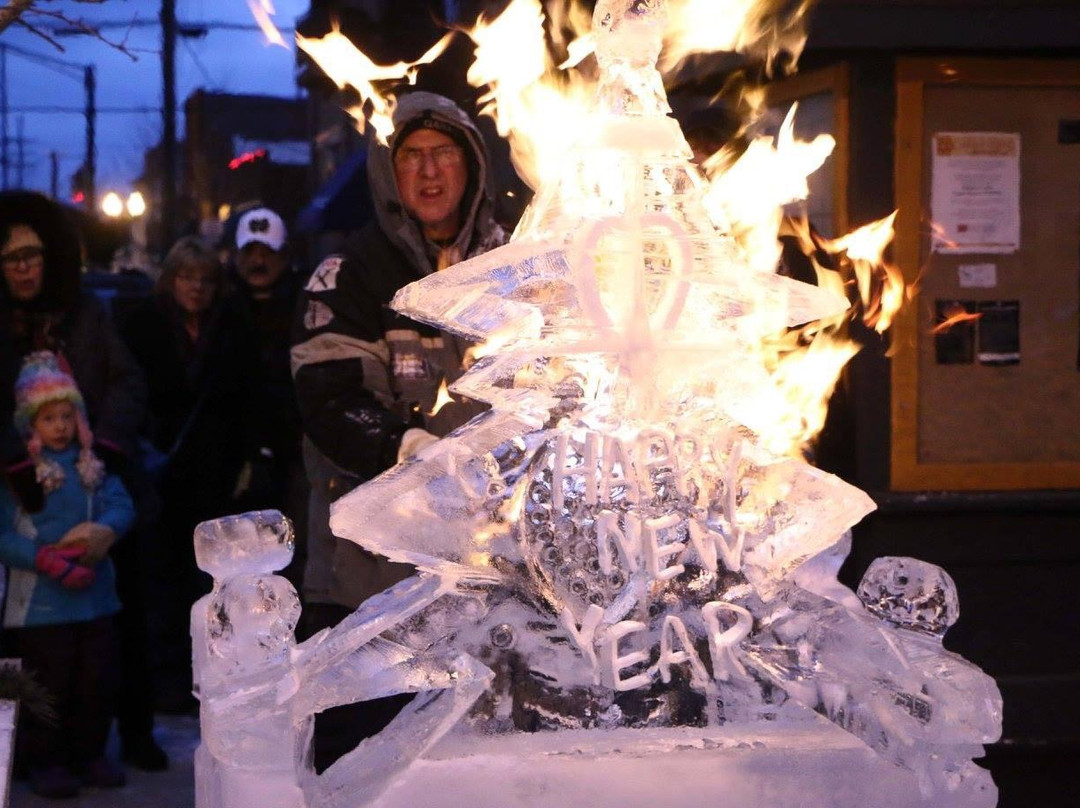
[306,256,343,292]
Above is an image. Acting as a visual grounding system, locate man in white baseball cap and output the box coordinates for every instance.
[229,206,307,574]
[234,206,290,296]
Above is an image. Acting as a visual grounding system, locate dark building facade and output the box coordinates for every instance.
[135,91,309,253]
[183,90,309,239]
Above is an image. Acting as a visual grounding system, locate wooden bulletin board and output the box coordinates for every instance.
[892,58,1080,491]
[764,64,850,239]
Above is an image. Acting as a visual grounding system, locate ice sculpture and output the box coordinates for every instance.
[194,2,1001,806]
[191,511,307,808]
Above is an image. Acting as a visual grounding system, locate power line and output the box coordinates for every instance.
[0,42,84,80]
[8,106,161,114]
[49,20,296,37]
[0,45,96,200]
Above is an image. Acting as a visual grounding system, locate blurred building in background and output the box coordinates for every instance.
[184,91,308,246]
[134,91,307,253]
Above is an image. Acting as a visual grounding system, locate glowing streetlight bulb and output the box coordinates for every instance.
[126,191,147,217]
[102,192,124,218]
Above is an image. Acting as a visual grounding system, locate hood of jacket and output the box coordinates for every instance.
[367,92,501,276]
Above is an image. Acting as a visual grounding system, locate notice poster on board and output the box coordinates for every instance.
[931,132,1021,254]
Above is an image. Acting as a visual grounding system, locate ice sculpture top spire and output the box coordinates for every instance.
[592,0,670,115]
[392,0,850,431]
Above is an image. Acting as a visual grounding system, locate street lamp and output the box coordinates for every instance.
[126,191,147,217]
[101,191,124,218]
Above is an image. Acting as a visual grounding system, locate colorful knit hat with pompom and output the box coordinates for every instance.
[14,352,89,439]
[13,351,102,491]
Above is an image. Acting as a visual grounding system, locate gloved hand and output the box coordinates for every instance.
[34,545,96,589]
[57,522,116,566]
[397,428,440,464]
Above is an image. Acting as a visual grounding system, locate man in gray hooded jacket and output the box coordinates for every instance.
[290,93,506,764]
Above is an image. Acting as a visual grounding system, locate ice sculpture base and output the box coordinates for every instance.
[372,721,997,808]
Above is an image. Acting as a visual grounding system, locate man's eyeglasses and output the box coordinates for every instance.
[1,246,44,271]
[394,144,464,172]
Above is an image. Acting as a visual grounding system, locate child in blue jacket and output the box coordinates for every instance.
[0,351,134,798]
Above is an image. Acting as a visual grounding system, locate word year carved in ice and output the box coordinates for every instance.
[563,598,753,691]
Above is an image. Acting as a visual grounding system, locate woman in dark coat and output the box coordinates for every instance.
[119,235,267,706]
[0,191,167,772]
[0,192,145,463]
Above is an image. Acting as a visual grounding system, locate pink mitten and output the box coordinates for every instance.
[34,545,96,589]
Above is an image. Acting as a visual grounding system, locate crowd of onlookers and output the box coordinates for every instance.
[0,191,307,799]
[0,89,555,800]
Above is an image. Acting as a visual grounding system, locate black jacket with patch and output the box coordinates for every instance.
[291,92,505,482]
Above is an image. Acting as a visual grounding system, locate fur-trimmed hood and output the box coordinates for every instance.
[0,191,83,314]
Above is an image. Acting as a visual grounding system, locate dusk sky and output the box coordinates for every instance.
[1,0,309,201]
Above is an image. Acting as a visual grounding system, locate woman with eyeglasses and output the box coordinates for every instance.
[0,192,146,462]
[118,235,268,714]
[0,190,166,781]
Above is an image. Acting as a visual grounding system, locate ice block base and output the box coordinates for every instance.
[373,721,997,808]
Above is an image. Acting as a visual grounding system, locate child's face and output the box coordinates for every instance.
[33,401,77,451]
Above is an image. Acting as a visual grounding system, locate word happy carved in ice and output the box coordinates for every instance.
[548,430,748,578]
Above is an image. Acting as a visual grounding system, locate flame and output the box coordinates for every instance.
[428,379,455,417]
[763,325,861,456]
[297,29,452,141]
[704,103,834,274]
[928,219,959,252]
[753,210,906,456]
[549,0,596,68]
[825,212,905,333]
[291,1,909,460]
[458,2,906,458]
[559,33,596,69]
[464,0,597,190]
[932,303,980,335]
[662,0,813,76]
[663,0,764,64]
[247,0,289,49]
[463,319,525,367]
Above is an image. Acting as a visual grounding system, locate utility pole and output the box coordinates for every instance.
[50,150,58,199]
[1,46,8,190]
[15,115,23,187]
[84,65,96,212]
[0,45,92,202]
[161,0,177,250]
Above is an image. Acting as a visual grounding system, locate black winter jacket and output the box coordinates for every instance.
[119,294,266,518]
[291,92,505,483]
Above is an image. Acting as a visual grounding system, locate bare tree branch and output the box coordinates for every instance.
[16,16,67,51]
[0,0,37,36]
[1,1,139,60]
